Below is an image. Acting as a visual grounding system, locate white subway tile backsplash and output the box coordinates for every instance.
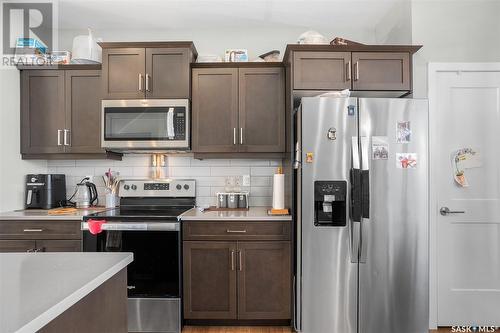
[55,156,279,208]
[229,159,269,166]
[250,187,273,197]
[250,166,279,176]
[211,167,250,176]
[170,167,211,177]
[48,160,76,167]
[251,176,272,187]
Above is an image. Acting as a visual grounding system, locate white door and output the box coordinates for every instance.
[430,65,500,326]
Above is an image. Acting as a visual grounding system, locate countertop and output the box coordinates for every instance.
[0,208,108,221]
[179,207,292,221]
[0,252,133,333]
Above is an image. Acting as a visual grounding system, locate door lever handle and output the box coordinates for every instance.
[440,207,465,216]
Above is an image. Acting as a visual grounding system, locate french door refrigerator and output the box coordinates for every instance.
[294,97,429,333]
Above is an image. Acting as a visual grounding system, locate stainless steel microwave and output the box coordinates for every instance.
[101,99,190,151]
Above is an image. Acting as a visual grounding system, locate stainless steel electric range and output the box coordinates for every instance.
[82,179,196,333]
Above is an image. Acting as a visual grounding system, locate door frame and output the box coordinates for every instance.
[427,62,500,329]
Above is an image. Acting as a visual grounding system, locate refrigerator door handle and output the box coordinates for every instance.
[350,136,362,263]
[360,136,370,219]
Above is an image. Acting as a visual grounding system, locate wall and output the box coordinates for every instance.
[0,69,47,212]
[411,0,500,98]
[47,156,281,207]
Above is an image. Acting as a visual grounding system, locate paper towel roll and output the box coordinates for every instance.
[272,173,285,210]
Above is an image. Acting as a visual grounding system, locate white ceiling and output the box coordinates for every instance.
[57,0,410,33]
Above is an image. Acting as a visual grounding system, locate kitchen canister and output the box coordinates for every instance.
[217,193,228,208]
[238,193,248,208]
[228,193,238,209]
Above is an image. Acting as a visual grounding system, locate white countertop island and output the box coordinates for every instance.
[0,252,133,333]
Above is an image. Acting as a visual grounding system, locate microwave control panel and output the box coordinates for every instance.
[172,107,186,140]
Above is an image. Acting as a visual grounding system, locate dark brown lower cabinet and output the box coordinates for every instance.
[183,239,291,321]
[0,240,36,252]
[237,242,291,320]
[183,241,237,319]
[0,220,82,253]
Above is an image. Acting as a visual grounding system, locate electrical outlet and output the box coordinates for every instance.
[242,174,251,187]
[235,176,242,187]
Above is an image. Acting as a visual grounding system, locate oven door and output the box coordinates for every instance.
[101,99,189,150]
[83,223,181,333]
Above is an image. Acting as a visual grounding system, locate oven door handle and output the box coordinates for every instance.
[81,222,180,232]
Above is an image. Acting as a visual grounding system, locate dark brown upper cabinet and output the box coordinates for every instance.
[100,42,197,99]
[238,67,285,153]
[352,52,410,91]
[192,68,239,153]
[285,44,421,93]
[192,64,285,155]
[21,70,66,154]
[65,70,103,154]
[293,51,351,90]
[19,65,118,159]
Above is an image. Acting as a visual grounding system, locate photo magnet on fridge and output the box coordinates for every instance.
[372,136,389,160]
[396,153,418,169]
[396,121,411,143]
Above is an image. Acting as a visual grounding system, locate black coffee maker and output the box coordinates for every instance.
[25,174,66,209]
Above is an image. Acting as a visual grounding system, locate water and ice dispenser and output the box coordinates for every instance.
[314,181,347,227]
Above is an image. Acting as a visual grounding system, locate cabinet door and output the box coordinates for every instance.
[238,67,285,152]
[21,70,65,154]
[0,240,36,252]
[352,52,410,91]
[192,68,239,153]
[36,240,82,252]
[145,48,190,98]
[183,241,237,319]
[293,51,351,90]
[65,70,103,153]
[102,48,145,99]
[237,241,291,320]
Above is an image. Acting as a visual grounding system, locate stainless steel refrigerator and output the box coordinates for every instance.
[294,97,429,333]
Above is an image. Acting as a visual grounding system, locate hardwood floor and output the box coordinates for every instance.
[182,327,292,333]
[183,327,452,333]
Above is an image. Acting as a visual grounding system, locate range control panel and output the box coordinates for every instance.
[120,179,195,198]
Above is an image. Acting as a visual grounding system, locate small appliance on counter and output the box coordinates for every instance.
[25,174,66,209]
[72,177,98,208]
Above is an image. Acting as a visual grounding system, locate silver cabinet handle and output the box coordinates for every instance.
[238,250,243,271]
[226,230,247,233]
[230,250,235,271]
[233,128,237,145]
[440,207,466,216]
[138,74,143,91]
[63,129,70,146]
[57,129,62,146]
[145,73,150,92]
[240,128,243,145]
[354,61,360,81]
[346,61,351,81]
[23,229,43,232]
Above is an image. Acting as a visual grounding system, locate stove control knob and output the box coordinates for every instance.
[131,184,137,190]
[176,184,182,190]
[184,184,190,190]
[123,185,130,190]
